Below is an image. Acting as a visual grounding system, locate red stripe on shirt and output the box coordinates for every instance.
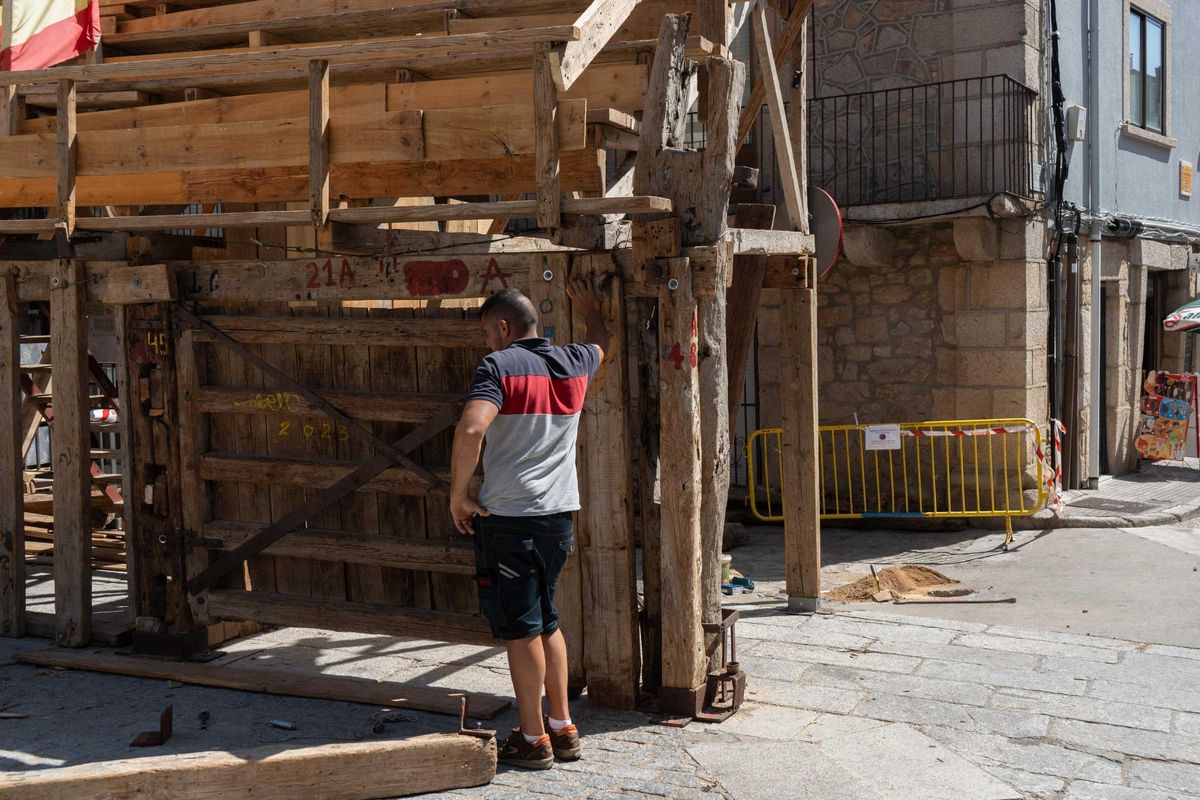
[500,375,587,415]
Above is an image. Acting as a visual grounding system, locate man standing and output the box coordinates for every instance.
[450,280,608,770]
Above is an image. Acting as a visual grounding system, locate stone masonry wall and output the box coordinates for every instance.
[811,0,1041,96]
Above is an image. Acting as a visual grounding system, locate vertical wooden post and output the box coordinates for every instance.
[726,204,777,418]
[785,5,811,236]
[533,43,561,230]
[528,254,585,693]
[657,257,705,709]
[751,5,806,231]
[632,296,662,691]
[308,60,331,225]
[571,253,639,709]
[698,0,731,46]
[1,85,23,135]
[56,80,77,235]
[697,245,731,670]
[781,259,821,612]
[51,259,92,646]
[176,329,212,622]
[0,275,24,637]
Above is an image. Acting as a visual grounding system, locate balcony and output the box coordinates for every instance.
[807,74,1040,208]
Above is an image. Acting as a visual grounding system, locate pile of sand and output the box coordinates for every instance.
[826,565,963,602]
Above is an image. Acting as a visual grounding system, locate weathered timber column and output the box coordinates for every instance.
[50,260,92,646]
[780,259,821,612]
[631,295,662,691]
[657,257,706,710]
[726,204,777,419]
[571,253,639,708]
[0,275,24,637]
[533,43,562,229]
[529,255,585,694]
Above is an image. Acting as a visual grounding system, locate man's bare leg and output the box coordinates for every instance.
[506,635,547,736]
[541,629,570,721]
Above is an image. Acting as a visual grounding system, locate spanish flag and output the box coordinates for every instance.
[1,0,101,71]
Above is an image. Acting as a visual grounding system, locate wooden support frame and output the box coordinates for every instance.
[736,0,814,146]
[552,0,641,92]
[50,260,92,647]
[656,256,706,706]
[0,275,23,637]
[1,85,22,135]
[750,4,805,232]
[184,396,463,595]
[526,256,586,693]
[308,59,330,225]
[56,80,78,234]
[533,43,562,229]
[780,259,821,613]
[571,252,640,709]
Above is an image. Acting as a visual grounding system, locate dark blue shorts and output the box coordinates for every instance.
[473,512,574,641]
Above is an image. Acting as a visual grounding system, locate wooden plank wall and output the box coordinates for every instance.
[186,292,491,634]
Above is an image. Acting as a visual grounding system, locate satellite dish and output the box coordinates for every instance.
[809,187,842,278]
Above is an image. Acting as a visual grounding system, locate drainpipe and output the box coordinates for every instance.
[1087,0,1102,487]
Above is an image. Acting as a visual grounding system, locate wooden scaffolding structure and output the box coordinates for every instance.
[0,0,819,714]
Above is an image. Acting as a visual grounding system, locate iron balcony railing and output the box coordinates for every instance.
[807,74,1040,207]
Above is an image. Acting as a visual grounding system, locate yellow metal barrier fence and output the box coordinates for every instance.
[746,419,1049,547]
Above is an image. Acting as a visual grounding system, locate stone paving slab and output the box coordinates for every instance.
[1033,460,1200,529]
[6,607,1200,800]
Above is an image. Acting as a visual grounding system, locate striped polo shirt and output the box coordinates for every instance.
[467,338,600,516]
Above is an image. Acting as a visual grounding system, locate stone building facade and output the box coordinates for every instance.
[746,0,1198,487]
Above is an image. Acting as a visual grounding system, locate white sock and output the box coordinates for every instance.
[523,732,542,744]
[547,716,572,731]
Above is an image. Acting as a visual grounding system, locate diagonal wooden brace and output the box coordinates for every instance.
[174,304,441,488]
[185,398,465,595]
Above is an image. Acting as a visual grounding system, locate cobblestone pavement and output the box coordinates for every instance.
[5,604,1198,800]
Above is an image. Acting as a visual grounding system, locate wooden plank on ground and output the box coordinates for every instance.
[50,260,92,647]
[0,275,22,637]
[656,256,705,699]
[0,729,495,800]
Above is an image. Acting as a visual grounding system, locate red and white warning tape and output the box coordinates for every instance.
[900,425,1031,438]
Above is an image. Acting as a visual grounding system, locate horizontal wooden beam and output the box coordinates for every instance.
[204,520,474,575]
[173,252,541,303]
[199,453,459,497]
[203,589,496,647]
[726,227,816,256]
[0,27,585,85]
[44,197,666,236]
[197,386,462,424]
[0,149,606,208]
[0,731,495,800]
[3,101,587,181]
[14,646,507,718]
[192,315,481,347]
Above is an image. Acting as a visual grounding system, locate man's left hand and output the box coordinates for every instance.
[451,495,490,535]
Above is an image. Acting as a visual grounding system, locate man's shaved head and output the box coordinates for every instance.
[480,288,538,330]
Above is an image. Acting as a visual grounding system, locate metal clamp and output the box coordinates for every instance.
[457,697,496,741]
[667,278,680,291]
[542,269,554,282]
